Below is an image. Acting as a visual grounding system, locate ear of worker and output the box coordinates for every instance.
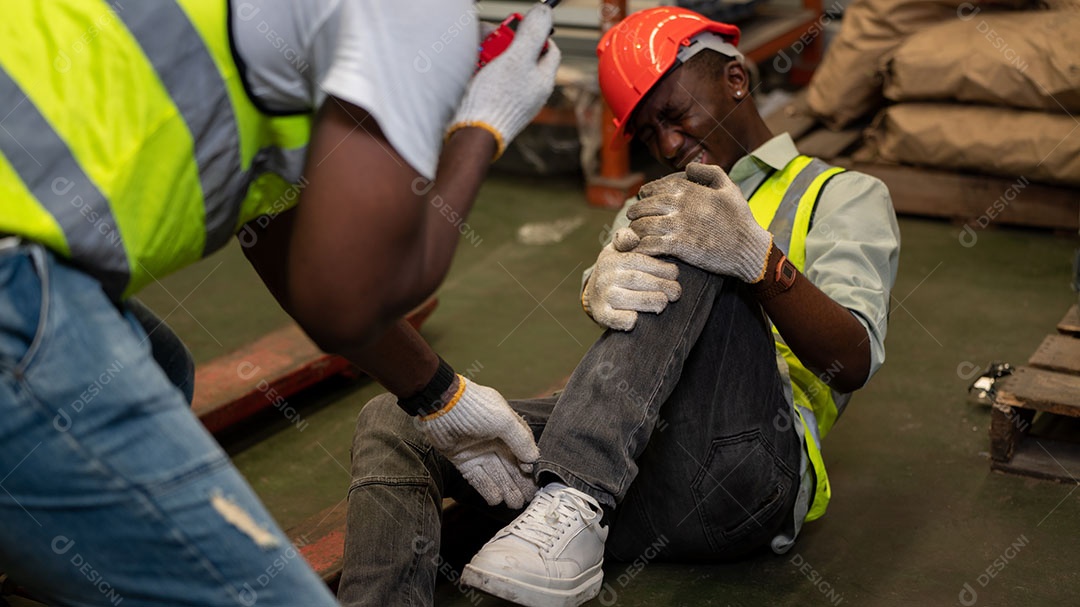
[415,376,539,509]
[446,4,561,161]
[628,163,773,285]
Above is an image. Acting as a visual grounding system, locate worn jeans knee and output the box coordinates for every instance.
[340,394,446,607]
[350,393,440,492]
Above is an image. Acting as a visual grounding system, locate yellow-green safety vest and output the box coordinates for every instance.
[747,154,846,522]
[0,0,311,300]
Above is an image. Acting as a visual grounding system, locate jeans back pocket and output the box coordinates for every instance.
[690,429,795,551]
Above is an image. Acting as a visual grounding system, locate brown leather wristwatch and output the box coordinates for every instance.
[753,247,797,301]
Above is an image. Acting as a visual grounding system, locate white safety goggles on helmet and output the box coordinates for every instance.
[676,31,745,66]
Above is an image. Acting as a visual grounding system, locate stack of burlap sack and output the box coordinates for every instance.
[807,0,1080,186]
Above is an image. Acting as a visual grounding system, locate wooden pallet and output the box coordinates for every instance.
[289,502,349,589]
[763,92,1080,232]
[990,307,1080,482]
[1059,304,1080,337]
[193,298,438,435]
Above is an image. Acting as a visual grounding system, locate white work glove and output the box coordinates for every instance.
[447,4,561,160]
[582,228,682,332]
[417,377,539,509]
[626,163,774,284]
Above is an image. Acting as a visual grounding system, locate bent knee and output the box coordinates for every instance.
[354,393,424,444]
[350,393,433,477]
[355,393,407,430]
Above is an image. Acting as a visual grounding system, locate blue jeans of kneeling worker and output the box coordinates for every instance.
[338,262,803,607]
[0,242,337,606]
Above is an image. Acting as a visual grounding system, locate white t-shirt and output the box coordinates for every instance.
[229,0,478,180]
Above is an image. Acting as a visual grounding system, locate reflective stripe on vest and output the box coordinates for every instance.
[0,65,130,296]
[117,1,244,257]
[0,0,310,300]
[747,155,845,522]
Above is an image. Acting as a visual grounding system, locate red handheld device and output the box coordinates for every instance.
[476,0,560,71]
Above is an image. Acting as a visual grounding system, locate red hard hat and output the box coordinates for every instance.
[597,7,741,140]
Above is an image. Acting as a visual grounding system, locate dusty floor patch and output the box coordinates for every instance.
[517,216,585,245]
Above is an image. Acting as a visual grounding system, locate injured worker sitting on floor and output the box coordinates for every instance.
[339,7,901,607]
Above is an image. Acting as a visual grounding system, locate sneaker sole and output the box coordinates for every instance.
[461,562,603,607]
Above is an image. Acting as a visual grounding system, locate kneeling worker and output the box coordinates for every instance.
[0,1,558,604]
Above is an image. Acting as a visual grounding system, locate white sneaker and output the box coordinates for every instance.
[461,483,609,607]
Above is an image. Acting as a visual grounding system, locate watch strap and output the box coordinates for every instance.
[397,357,457,416]
[754,248,797,302]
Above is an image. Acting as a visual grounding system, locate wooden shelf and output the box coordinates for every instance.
[488,2,822,67]
[740,7,820,65]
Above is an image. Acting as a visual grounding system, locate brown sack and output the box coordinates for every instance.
[863,103,1080,186]
[807,0,1030,129]
[883,12,1080,112]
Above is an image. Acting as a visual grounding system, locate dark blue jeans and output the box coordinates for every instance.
[339,263,802,606]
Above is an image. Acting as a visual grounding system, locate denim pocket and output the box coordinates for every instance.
[0,247,46,374]
[690,430,794,550]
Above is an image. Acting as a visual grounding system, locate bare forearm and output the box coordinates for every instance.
[343,319,439,398]
[413,127,497,293]
[245,219,440,398]
[755,245,870,392]
[347,130,497,396]
[280,101,496,352]
[335,143,513,398]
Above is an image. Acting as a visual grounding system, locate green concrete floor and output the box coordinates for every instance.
[133,174,1080,606]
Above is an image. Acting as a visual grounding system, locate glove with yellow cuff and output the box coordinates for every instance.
[446,4,560,160]
[405,361,539,509]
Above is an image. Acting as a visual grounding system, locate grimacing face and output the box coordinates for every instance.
[627,56,748,173]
